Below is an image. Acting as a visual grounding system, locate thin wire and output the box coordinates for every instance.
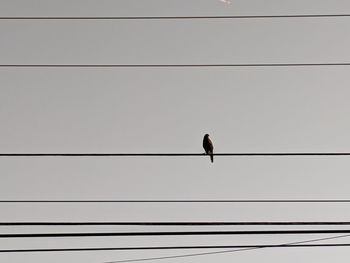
[0,63,350,68]
[3,229,350,238]
[2,221,350,226]
[1,14,350,20]
[3,243,350,253]
[1,152,350,156]
[1,199,350,203]
[103,234,350,263]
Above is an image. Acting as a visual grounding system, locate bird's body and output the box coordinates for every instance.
[203,134,214,163]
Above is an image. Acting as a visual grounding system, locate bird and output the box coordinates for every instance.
[203,134,214,163]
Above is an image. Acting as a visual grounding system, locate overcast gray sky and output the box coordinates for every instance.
[1,0,350,262]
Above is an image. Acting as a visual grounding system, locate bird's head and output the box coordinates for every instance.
[204,134,210,138]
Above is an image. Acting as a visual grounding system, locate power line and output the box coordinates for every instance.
[3,229,350,238]
[0,63,350,68]
[1,14,350,20]
[2,221,350,226]
[1,199,350,203]
[1,152,350,157]
[103,234,350,263]
[2,243,350,253]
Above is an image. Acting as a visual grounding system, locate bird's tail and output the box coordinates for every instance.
[210,152,214,163]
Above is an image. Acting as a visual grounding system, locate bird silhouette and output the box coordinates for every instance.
[203,134,214,163]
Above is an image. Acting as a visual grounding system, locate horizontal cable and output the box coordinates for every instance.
[3,229,350,238]
[1,152,350,157]
[2,243,350,253]
[1,199,350,203]
[1,14,350,20]
[0,63,350,68]
[2,221,350,226]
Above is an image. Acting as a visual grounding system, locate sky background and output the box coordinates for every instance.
[1,0,350,262]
